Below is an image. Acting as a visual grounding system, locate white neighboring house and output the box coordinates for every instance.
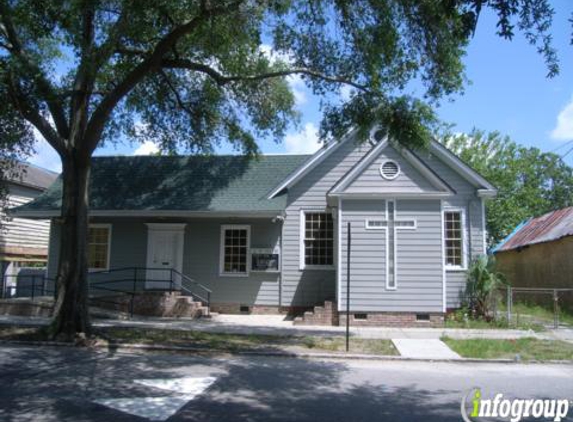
[1,162,58,295]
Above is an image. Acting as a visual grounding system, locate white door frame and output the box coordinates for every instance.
[145,223,186,289]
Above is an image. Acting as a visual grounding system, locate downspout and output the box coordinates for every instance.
[467,199,473,264]
[273,214,285,310]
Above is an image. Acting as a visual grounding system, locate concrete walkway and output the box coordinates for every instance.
[392,339,461,360]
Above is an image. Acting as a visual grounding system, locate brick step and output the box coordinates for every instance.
[293,300,339,326]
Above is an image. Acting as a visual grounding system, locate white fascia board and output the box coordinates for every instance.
[12,210,280,219]
[430,140,497,194]
[329,192,453,199]
[477,189,498,198]
[329,139,454,195]
[399,148,454,193]
[329,138,388,194]
[266,128,357,199]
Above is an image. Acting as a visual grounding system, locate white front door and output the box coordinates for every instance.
[145,224,186,290]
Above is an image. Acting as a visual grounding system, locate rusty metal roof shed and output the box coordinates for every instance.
[494,206,573,253]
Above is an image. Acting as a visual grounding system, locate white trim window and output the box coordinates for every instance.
[220,225,251,276]
[88,224,111,271]
[301,211,334,268]
[443,209,466,269]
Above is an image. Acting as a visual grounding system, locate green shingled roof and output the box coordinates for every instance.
[16,154,310,214]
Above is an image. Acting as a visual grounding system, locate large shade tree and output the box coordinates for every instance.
[443,129,573,247]
[0,0,561,339]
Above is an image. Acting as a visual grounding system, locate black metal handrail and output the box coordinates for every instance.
[1,274,55,299]
[172,269,212,315]
[1,266,212,317]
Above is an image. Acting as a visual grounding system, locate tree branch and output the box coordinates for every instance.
[85,0,245,153]
[161,58,370,91]
[93,3,132,66]
[5,72,66,156]
[158,70,194,117]
[0,0,70,139]
[68,1,96,148]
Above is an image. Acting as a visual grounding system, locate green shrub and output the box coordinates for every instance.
[467,255,506,320]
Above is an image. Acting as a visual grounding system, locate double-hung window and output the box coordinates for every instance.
[220,225,250,276]
[88,224,111,271]
[302,212,334,268]
[444,210,465,269]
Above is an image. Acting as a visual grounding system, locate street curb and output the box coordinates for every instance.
[1,339,572,365]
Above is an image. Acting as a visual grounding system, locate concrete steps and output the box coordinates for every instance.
[170,295,208,318]
[293,300,339,326]
[89,291,209,319]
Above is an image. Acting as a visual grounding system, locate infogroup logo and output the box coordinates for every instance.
[461,388,570,422]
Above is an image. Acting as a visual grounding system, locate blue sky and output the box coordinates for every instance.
[29,1,573,172]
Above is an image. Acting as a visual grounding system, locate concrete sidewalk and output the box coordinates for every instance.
[392,339,461,359]
[1,313,570,342]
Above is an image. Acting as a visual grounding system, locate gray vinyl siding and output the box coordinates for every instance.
[281,139,371,307]
[417,150,486,309]
[47,217,280,306]
[345,145,437,194]
[183,218,280,306]
[340,199,443,312]
[1,183,51,257]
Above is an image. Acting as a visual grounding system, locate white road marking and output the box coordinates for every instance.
[93,376,216,421]
[94,395,192,421]
[135,376,217,396]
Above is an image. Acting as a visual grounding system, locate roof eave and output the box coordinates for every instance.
[329,192,454,199]
[267,128,357,199]
[12,209,284,219]
[430,141,497,191]
[477,189,498,199]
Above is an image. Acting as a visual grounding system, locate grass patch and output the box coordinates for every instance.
[442,337,573,361]
[0,326,398,356]
[301,336,398,355]
[444,308,546,332]
[101,327,398,355]
[502,303,573,327]
[98,327,288,352]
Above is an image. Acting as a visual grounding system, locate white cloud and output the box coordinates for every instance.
[287,74,307,105]
[260,44,292,64]
[285,122,322,154]
[133,140,160,156]
[339,85,354,102]
[260,44,306,105]
[551,97,573,141]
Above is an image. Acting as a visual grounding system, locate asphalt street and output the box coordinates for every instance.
[0,345,571,422]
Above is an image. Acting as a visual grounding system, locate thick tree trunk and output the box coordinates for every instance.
[50,153,92,340]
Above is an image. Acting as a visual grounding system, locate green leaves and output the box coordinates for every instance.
[467,254,506,319]
[443,129,573,246]
[0,0,563,159]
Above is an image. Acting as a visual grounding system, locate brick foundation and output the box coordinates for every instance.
[210,303,284,315]
[338,312,444,327]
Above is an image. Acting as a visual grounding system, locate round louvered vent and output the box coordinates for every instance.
[380,160,400,180]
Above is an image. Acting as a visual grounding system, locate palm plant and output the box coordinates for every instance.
[466,255,507,320]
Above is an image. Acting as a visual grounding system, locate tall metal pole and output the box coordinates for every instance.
[346,221,351,352]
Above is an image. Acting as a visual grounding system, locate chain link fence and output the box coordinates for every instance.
[503,287,573,329]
